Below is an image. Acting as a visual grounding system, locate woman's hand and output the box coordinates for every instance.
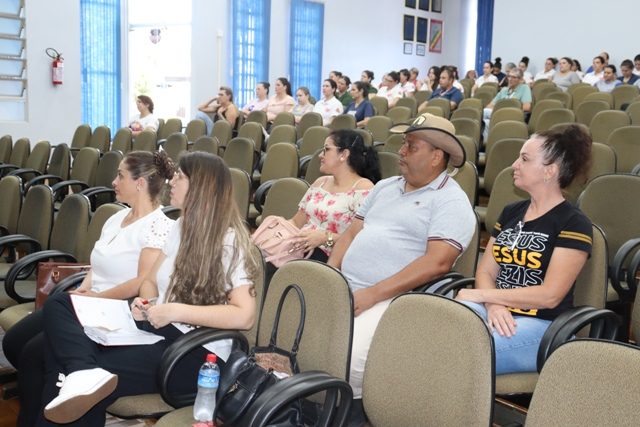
[130,297,149,322]
[69,289,99,298]
[292,229,326,252]
[145,303,174,329]
[486,303,517,337]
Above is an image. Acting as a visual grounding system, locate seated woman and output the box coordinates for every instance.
[420,66,441,92]
[465,70,478,80]
[471,61,499,96]
[398,69,415,97]
[336,76,353,108]
[552,57,582,92]
[571,59,585,80]
[519,56,534,85]
[595,65,622,93]
[456,125,593,375]
[409,67,423,91]
[634,54,640,76]
[129,95,159,138]
[582,56,606,85]
[533,57,558,83]
[343,82,374,127]
[264,77,295,122]
[288,130,380,263]
[240,82,270,118]
[195,86,240,135]
[313,79,344,126]
[361,70,378,98]
[9,150,175,427]
[492,58,507,87]
[618,59,639,85]
[29,152,261,426]
[292,86,315,125]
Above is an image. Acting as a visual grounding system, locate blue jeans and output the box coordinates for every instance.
[195,111,214,135]
[460,301,552,374]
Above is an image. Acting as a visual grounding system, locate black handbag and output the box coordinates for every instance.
[213,284,317,427]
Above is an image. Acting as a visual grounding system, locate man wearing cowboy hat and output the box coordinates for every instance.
[328,113,476,423]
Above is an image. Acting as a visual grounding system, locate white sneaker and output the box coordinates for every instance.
[44,368,118,424]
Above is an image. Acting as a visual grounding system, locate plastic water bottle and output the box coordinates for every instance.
[193,353,220,422]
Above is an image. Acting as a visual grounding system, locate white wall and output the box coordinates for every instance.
[1,0,81,146]
[492,0,638,77]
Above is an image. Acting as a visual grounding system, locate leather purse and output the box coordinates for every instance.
[213,284,316,427]
[251,216,311,268]
[35,262,91,308]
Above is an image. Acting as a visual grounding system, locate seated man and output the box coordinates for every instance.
[328,113,476,425]
[419,67,463,112]
[482,68,532,140]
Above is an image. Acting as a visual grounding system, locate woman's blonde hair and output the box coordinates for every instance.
[164,152,259,305]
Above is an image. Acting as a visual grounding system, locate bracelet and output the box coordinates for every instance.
[325,231,334,248]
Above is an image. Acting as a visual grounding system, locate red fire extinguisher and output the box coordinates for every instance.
[46,48,64,85]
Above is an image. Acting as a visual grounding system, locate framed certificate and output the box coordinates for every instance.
[418,0,430,11]
[432,0,442,13]
[429,19,443,53]
[405,0,417,8]
[416,44,426,56]
[403,15,415,41]
[404,42,413,55]
[417,17,428,43]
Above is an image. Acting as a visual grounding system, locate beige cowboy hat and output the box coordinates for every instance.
[389,113,466,168]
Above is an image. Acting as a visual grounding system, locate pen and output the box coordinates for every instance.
[138,298,157,319]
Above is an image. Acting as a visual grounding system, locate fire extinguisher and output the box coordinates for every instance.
[46,48,64,85]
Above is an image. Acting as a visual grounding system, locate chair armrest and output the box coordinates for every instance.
[299,155,313,172]
[49,271,89,295]
[80,187,117,210]
[427,276,474,295]
[240,371,352,427]
[69,147,81,153]
[51,180,90,201]
[252,179,277,214]
[610,237,640,302]
[158,328,249,408]
[627,247,640,293]
[0,164,19,176]
[7,168,42,180]
[4,250,77,304]
[157,138,168,146]
[0,226,8,238]
[0,234,42,260]
[536,307,619,373]
[24,174,64,194]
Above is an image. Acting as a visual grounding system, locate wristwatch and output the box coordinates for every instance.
[325,231,334,248]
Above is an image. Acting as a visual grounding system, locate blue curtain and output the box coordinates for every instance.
[475,0,494,73]
[80,0,121,132]
[289,0,324,100]
[233,0,271,107]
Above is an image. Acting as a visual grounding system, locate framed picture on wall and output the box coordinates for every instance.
[405,0,416,8]
[404,42,413,55]
[403,15,415,41]
[431,0,442,13]
[418,0,430,11]
[417,17,428,43]
[429,19,443,53]
[416,44,426,56]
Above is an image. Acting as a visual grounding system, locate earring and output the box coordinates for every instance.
[340,157,344,161]
[543,177,548,184]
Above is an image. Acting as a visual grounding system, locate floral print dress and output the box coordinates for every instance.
[298,178,371,256]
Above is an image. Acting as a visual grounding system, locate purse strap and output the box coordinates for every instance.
[269,284,306,356]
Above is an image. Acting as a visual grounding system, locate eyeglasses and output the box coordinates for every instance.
[510,221,524,251]
[322,146,338,153]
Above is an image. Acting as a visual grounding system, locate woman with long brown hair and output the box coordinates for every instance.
[30,152,261,426]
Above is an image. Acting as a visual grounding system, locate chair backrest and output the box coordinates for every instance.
[538,86,562,101]
[612,84,640,110]
[579,174,640,264]
[563,142,616,203]
[111,127,132,154]
[260,177,310,220]
[573,224,608,318]
[493,98,523,112]
[94,150,122,188]
[0,175,22,235]
[626,101,640,125]
[606,126,640,173]
[451,118,481,147]
[49,194,90,257]
[583,91,614,108]
[475,85,497,97]
[260,260,353,383]
[457,135,478,165]
[395,97,418,117]
[70,147,100,187]
[298,126,331,158]
[450,161,478,208]
[459,98,484,112]
[528,99,565,133]
[79,203,126,263]
[159,118,183,140]
[238,121,264,152]
[163,132,188,162]
[473,91,495,108]
[89,125,111,153]
[184,119,207,143]
[383,134,404,153]
[426,98,451,117]
[453,211,480,277]
[0,135,11,163]
[132,129,157,153]
[451,107,482,122]
[192,135,219,155]
[211,119,233,149]
[156,118,165,137]
[364,294,494,427]
[571,85,599,110]
[10,137,30,168]
[485,168,528,232]
[259,143,299,184]
[385,106,412,124]
[484,138,525,195]
[296,112,323,139]
[240,244,265,345]
[354,128,373,147]
[378,151,401,179]
[489,107,525,131]
[370,96,389,116]
[566,82,592,96]
[545,91,572,109]
[486,121,528,159]
[329,114,356,131]
[229,167,251,221]
[265,125,296,152]
[418,106,445,118]
[534,108,576,133]
[25,140,50,175]
[245,110,268,129]
[48,144,70,181]
[413,90,430,107]
[303,149,326,183]
[70,124,92,158]
[575,99,611,126]
[525,340,640,427]
[271,111,295,129]
[17,184,53,250]
[223,137,254,175]
[589,110,631,143]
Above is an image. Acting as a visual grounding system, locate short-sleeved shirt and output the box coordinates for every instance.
[619,74,640,85]
[129,114,159,132]
[491,200,592,321]
[428,86,464,107]
[343,100,374,123]
[377,85,403,103]
[265,95,295,117]
[582,71,604,85]
[534,69,555,81]
[337,91,353,108]
[341,172,476,292]
[491,84,532,104]
[594,79,622,93]
[242,98,269,114]
[552,72,582,92]
[313,97,343,123]
[400,82,415,96]
[475,75,499,88]
[292,103,314,117]
[90,207,173,293]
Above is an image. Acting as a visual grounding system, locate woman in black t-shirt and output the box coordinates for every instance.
[456,125,593,374]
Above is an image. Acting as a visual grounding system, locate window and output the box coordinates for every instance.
[289,0,324,99]
[0,0,26,121]
[233,0,271,107]
[80,0,122,132]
